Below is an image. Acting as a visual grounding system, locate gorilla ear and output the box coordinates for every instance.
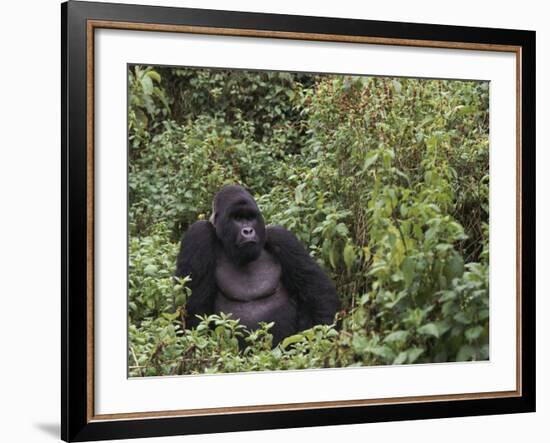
[209,198,217,226]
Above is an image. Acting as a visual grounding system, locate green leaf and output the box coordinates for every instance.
[417,323,440,338]
[478,309,489,321]
[161,312,178,321]
[146,70,161,83]
[439,290,457,303]
[445,253,464,280]
[454,311,471,325]
[407,347,425,363]
[425,226,437,242]
[367,345,395,360]
[328,244,338,269]
[384,330,409,343]
[401,257,415,287]
[456,345,476,361]
[362,152,379,172]
[271,347,282,358]
[343,243,355,275]
[281,334,304,349]
[362,246,371,262]
[394,351,408,365]
[295,186,303,203]
[392,79,402,93]
[335,223,348,237]
[144,264,158,276]
[465,325,484,342]
[435,321,451,336]
[352,335,369,355]
[141,75,154,95]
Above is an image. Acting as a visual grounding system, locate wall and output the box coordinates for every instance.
[0,1,546,442]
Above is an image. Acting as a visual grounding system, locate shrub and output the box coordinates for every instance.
[128,68,489,376]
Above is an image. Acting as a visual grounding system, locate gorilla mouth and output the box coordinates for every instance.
[238,239,258,247]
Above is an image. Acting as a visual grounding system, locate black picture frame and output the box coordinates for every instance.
[61,1,536,441]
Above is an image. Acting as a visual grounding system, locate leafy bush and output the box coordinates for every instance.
[128,66,489,377]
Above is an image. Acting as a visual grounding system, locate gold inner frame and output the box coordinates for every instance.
[86,19,523,423]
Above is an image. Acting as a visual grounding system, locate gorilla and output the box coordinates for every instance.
[175,185,340,346]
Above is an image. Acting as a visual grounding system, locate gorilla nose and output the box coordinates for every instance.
[241,227,255,238]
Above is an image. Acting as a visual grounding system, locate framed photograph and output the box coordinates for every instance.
[62,1,536,441]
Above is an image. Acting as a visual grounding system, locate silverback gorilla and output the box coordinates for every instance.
[175,185,340,345]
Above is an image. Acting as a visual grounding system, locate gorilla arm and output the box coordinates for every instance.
[265,225,340,331]
[175,220,218,328]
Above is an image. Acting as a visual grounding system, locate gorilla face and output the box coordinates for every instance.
[211,185,266,264]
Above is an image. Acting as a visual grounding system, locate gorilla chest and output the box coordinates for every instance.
[214,250,296,331]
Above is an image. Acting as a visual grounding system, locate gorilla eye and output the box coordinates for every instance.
[234,210,255,221]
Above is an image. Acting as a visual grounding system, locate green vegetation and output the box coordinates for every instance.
[128,65,489,377]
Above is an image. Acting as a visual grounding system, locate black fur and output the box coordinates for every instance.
[265,225,340,332]
[175,185,340,342]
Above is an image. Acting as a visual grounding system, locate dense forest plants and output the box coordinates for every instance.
[128,65,489,376]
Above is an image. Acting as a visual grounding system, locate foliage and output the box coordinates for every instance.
[128,66,490,376]
[128,65,171,152]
